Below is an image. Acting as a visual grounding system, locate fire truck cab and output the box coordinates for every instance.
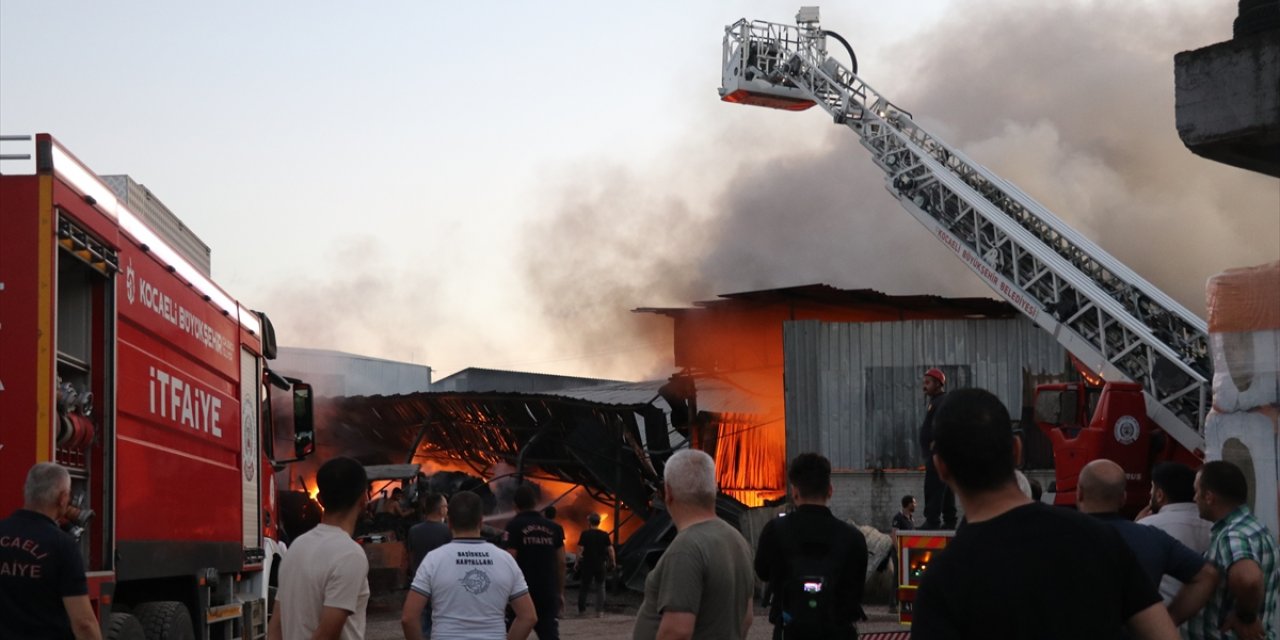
[0,134,316,640]
[1033,381,1199,516]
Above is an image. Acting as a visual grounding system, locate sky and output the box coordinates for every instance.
[2,0,1276,381]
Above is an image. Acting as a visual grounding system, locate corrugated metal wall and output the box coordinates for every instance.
[783,317,1067,470]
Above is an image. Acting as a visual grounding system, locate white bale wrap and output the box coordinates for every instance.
[1206,261,1280,412]
[1211,330,1280,412]
[1204,407,1280,540]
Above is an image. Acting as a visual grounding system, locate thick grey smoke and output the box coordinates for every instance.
[521,0,1278,377]
[520,167,711,378]
[891,0,1279,307]
[253,235,449,367]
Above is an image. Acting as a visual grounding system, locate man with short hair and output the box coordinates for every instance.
[0,462,101,640]
[632,449,754,640]
[407,493,451,639]
[911,388,1178,639]
[270,457,371,640]
[1139,462,1213,606]
[1186,460,1279,640]
[504,484,565,640]
[918,368,956,529]
[401,492,536,640]
[576,513,614,618]
[755,453,868,640]
[1077,459,1218,626]
[893,495,916,531]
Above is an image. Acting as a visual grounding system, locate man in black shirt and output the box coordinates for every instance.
[0,462,100,640]
[892,495,916,531]
[755,453,867,640]
[912,388,1176,639]
[505,484,565,640]
[919,368,956,529]
[575,513,614,618]
[406,492,451,639]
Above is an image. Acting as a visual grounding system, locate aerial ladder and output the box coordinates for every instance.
[719,7,1210,459]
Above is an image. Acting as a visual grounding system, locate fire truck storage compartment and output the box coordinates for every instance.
[55,216,116,574]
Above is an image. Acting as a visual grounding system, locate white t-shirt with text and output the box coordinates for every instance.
[411,538,529,640]
[277,524,370,640]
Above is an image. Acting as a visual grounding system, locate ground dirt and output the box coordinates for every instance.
[364,589,908,639]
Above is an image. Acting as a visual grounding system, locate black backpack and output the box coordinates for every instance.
[770,517,861,639]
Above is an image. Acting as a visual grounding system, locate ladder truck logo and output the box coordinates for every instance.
[1114,415,1141,445]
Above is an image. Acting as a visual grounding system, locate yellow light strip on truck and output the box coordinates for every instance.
[36,174,54,461]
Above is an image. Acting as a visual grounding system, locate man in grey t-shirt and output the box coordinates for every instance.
[632,450,754,640]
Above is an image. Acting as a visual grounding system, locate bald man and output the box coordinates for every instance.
[1078,460,1218,626]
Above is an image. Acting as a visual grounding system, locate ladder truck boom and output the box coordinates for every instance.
[719,8,1209,453]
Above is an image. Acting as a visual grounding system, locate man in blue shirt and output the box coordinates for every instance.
[1077,459,1218,627]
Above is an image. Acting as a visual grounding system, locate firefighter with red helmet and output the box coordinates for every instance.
[919,368,956,529]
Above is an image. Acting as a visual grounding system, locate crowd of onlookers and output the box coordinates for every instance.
[2,381,1277,640]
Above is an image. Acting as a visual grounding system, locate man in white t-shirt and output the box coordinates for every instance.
[1138,461,1213,605]
[401,491,537,640]
[270,457,371,640]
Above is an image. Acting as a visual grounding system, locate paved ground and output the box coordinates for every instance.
[365,589,910,639]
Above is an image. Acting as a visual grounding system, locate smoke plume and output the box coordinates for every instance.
[521,0,1279,378]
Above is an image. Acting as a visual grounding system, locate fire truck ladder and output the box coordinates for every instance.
[719,8,1209,452]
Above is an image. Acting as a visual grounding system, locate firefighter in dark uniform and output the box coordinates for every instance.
[919,368,956,529]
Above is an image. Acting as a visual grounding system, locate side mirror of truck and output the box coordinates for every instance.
[292,382,316,458]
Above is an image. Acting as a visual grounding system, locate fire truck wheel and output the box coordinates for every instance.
[134,601,195,640]
[105,612,146,640]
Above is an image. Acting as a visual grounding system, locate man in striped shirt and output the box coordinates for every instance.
[1187,461,1279,640]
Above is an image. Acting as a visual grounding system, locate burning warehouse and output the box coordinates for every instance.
[268,374,768,589]
[637,284,1070,524]
[270,283,1071,589]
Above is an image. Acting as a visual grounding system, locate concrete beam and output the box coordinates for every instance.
[1175,33,1280,177]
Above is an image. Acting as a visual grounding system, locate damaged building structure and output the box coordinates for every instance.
[273,285,1074,572]
[638,284,1069,528]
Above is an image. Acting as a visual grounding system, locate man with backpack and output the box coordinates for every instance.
[755,453,868,640]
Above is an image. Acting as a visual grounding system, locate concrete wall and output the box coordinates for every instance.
[828,469,1056,531]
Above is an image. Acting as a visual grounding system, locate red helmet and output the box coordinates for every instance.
[924,368,946,386]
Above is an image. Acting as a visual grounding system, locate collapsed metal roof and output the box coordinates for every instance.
[310,390,679,518]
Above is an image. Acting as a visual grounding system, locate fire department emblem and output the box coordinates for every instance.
[242,394,257,482]
[459,569,491,595]
[1114,415,1140,445]
[125,260,136,304]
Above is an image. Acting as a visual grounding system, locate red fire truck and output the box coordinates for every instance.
[0,134,316,639]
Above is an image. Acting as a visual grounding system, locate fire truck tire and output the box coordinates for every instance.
[105,612,146,640]
[134,601,195,640]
